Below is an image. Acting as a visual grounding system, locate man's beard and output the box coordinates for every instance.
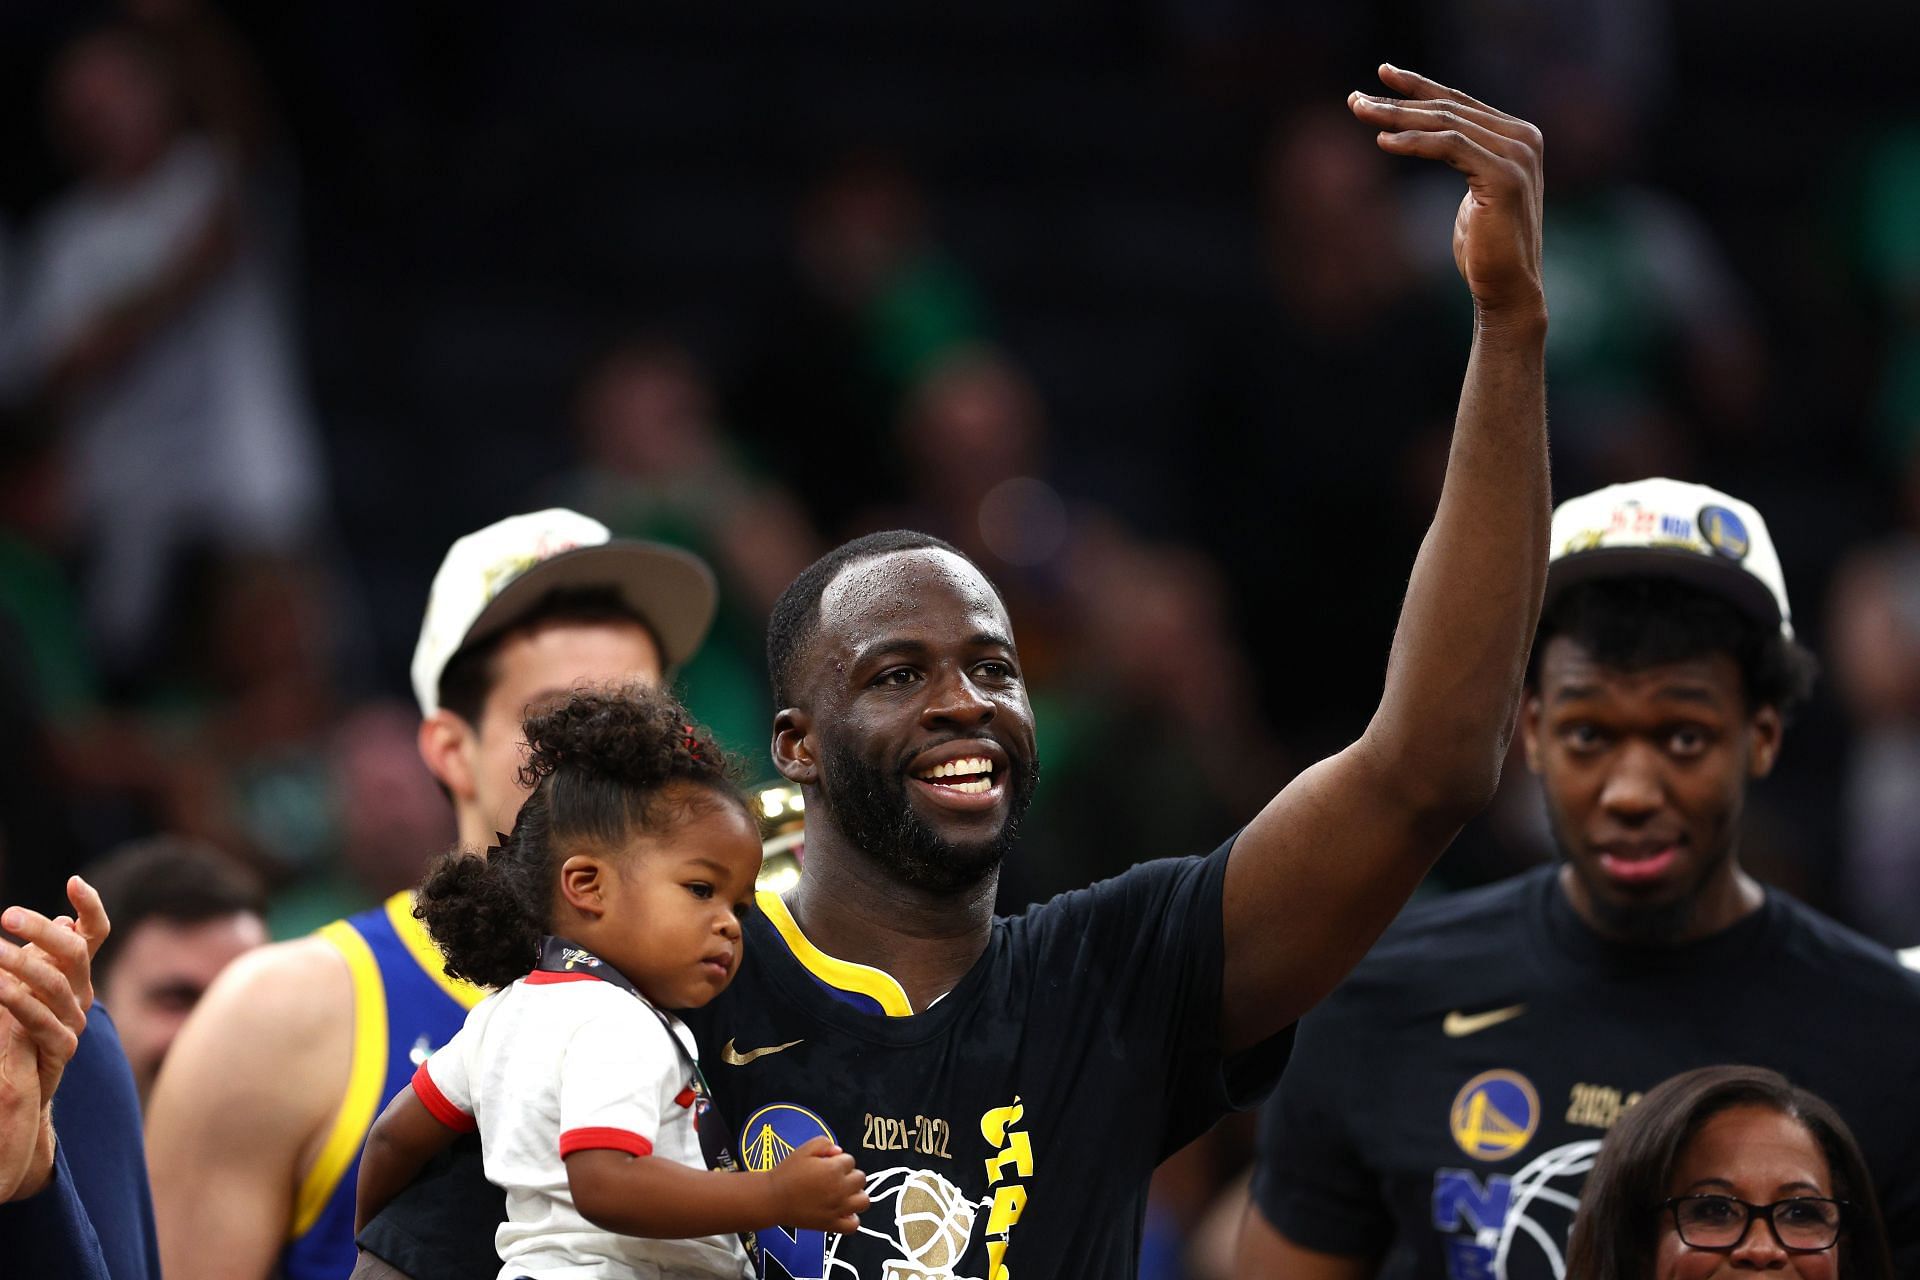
[817,737,1038,895]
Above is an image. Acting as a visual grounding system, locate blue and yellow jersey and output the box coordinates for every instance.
[279,891,486,1280]
[753,890,914,1017]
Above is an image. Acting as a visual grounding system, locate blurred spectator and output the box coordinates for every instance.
[268,700,453,938]
[738,152,988,526]
[122,0,278,172]
[890,346,1069,574]
[1001,525,1287,909]
[82,835,267,1103]
[1427,3,1673,127]
[861,346,1080,679]
[147,551,339,881]
[1829,537,1920,944]
[0,405,88,908]
[0,401,176,910]
[546,335,821,759]
[1854,128,1920,471]
[1401,70,1764,490]
[1194,104,1459,757]
[0,24,324,685]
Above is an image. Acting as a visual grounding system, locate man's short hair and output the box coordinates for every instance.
[1528,576,1820,718]
[766,531,993,709]
[436,587,658,729]
[83,838,267,986]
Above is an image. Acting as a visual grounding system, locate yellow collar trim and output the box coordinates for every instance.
[386,891,489,1010]
[755,890,913,1017]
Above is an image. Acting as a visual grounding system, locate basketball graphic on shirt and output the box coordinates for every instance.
[897,1168,974,1266]
[1491,1138,1600,1279]
[846,1167,983,1280]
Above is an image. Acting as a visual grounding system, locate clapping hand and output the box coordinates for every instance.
[0,876,110,1201]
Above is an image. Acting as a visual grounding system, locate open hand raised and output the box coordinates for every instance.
[1348,64,1545,324]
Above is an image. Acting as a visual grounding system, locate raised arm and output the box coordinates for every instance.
[1220,65,1548,1052]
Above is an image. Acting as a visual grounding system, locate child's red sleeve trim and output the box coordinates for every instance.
[410,1061,477,1133]
[559,1127,654,1158]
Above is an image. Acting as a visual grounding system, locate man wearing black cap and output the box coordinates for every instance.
[1239,479,1920,1280]
[145,511,718,1280]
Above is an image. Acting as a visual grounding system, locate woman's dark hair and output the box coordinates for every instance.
[1564,1065,1893,1280]
[415,685,747,989]
[1529,577,1820,720]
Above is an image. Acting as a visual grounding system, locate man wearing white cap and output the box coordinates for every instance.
[1239,479,1920,1280]
[144,511,717,1280]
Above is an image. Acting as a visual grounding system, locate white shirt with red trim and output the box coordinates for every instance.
[412,970,751,1279]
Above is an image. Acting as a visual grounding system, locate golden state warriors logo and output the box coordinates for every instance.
[1450,1069,1539,1162]
[742,1103,835,1174]
[742,1104,841,1279]
[1697,505,1750,560]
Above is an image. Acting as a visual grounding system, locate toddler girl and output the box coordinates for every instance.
[355,686,866,1278]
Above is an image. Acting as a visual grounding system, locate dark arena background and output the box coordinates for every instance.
[0,1,1915,1273]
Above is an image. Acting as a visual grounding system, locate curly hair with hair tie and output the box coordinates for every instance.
[414,685,748,990]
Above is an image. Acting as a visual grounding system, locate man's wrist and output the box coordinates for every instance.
[1471,298,1549,341]
[11,1108,58,1200]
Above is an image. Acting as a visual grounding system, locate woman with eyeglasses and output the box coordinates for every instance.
[1565,1065,1894,1279]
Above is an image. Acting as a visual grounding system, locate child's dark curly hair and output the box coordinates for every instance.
[415,685,747,989]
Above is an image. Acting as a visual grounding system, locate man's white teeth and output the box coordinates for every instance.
[917,756,994,780]
[947,777,992,794]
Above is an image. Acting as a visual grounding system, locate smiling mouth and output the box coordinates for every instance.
[912,755,996,794]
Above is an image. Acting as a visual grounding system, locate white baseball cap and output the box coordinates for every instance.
[1545,478,1793,639]
[410,509,718,716]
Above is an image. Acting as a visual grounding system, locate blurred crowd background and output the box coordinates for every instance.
[0,0,1915,1269]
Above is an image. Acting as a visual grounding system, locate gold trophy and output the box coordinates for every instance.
[753,782,805,894]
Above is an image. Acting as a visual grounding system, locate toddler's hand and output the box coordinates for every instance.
[769,1135,869,1233]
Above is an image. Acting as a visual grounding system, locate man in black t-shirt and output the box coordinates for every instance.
[357,66,1551,1280]
[679,836,1265,1277]
[1241,478,1920,1280]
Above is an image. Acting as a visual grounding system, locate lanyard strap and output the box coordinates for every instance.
[535,937,760,1266]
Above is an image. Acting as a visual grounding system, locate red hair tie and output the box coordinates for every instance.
[682,724,703,762]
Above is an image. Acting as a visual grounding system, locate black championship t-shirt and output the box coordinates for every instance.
[362,838,1290,1279]
[1251,866,1920,1280]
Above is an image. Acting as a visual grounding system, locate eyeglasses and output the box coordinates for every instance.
[1663,1195,1849,1252]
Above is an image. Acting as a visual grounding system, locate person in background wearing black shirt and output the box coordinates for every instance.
[356,63,1549,1280]
[1239,478,1920,1280]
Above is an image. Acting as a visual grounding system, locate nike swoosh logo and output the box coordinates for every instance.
[1443,1004,1527,1038]
[721,1037,804,1066]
